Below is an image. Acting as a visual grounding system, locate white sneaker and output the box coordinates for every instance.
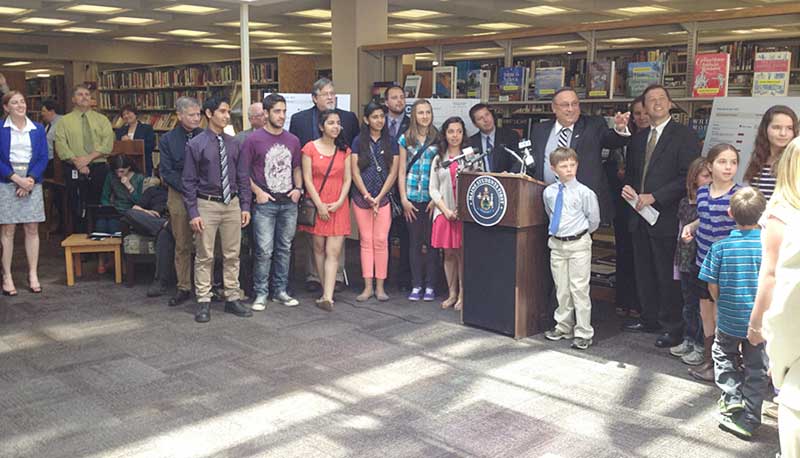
[251,295,267,311]
[273,292,299,307]
[669,338,693,357]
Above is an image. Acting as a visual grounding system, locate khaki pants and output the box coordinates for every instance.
[167,186,193,291]
[195,197,242,302]
[548,233,594,340]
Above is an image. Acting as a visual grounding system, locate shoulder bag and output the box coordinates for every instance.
[297,150,337,227]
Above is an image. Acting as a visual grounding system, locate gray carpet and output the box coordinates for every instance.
[0,238,780,458]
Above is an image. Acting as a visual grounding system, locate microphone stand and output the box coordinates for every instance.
[503,146,528,176]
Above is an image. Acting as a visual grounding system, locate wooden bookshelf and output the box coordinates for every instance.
[25,75,65,122]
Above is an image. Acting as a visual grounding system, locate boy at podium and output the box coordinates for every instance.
[542,147,600,350]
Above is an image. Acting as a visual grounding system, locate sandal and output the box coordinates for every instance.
[376,292,390,302]
[454,301,463,311]
[2,288,18,297]
[356,292,373,302]
[441,296,457,309]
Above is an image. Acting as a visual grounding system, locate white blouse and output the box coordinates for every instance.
[4,116,36,164]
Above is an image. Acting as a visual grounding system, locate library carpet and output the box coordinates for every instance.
[0,238,780,458]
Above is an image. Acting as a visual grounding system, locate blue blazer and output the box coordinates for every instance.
[0,121,49,183]
[289,107,360,149]
[116,122,156,175]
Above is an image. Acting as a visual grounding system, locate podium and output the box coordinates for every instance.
[457,171,549,338]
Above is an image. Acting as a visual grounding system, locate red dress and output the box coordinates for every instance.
[299,142,352,237]
[431,160,462,249]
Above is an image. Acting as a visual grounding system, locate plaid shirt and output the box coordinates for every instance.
[399,133,437,203]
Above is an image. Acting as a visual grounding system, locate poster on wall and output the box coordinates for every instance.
[280,93,352,132]
[406,98,481,136]
[403,74,421,98]
[433,66,456,99]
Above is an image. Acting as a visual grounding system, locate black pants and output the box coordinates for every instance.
[406,201,438,290]
[631,225,682,333]
[614,205,639,311]
[123,208,176,286]
[389,213,411,289]
[64,161,109,233]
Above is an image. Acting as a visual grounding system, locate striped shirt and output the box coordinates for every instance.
[399,133,437,203]
[698,229,762,338]
[695,183,740,268]
[750,164,776,201]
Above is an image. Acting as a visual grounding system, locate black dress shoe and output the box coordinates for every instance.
[169,289,192,307]
[195,302,210,323]
[224,300,253,317]
[622,320,662,333]
[305,280,321,293]
[147,282,168,298]
[334,281,345,293]
[655,332,682,348]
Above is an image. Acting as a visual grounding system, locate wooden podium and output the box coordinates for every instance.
[457,171,549,338]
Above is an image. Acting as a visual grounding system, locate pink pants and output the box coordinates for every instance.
[353,203,392,279]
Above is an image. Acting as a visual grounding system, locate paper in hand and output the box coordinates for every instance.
[625,195,660,226]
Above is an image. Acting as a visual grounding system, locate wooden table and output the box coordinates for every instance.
[61,234,122,286]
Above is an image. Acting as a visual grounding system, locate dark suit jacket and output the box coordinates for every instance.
[624,119,700,237]
[0,121,49,183]
[115,122,156,174]
[469,127,521,173]
[289,107,360,149]
[158,125,204,193]
[388,114,410,145]
[531,115,630,223]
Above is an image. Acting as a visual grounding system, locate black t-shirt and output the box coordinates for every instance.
[139,186,168,216]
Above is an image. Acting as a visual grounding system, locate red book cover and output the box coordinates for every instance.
[692,53,730,98]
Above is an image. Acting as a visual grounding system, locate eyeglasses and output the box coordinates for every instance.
[317,91,336,98]
[554,102,580,109]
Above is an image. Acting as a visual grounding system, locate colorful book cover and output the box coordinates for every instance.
[752,51,791,96]
[533,67,565,100]
[433,66,456,99]
[626,61,663,98]
[588,60,615,98]
[498,66,526,101]
[465,69,482,98]
[692,53,730,98]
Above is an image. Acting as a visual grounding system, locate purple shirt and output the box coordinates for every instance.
[241,128,301,203]
[182,128,252,219]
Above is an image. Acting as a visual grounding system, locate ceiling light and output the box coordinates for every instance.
[286,51,315,55]
[218,21,274,28]
[605,37,649,43]
[390,9,447,19]
[731,27,780,34]
[613,6,671,15]
[471,23,526,31]
[514,6,573,16]
[456,51,491,56]
[36,74,50,78]
[192,38,228,43]
[208,44,239,49]
[162,29,212,37]
[248,30,283,37]
[288,9,331,19]
[714,7,746,12]
[59,27,107,34]
[115,36,164,42]
[316,31,332,37]
[394,32,438,39]
[157,4,222,15]
[102,16,159,25]
[15,17,74,26]
[270,46,308,51]
[392,22,439,30]
[3,61,31,67]
[415,53,434,59]
[0,26,30,33]
[26,69,51,72]
[0,7,31,15]
[520,45,566,51]
[60,4,126,14]
[664,30,687,35]
[258,38,297,44]
[301,22,331,29]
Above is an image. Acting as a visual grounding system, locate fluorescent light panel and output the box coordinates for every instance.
[192,38,228,43]
[59,27,107,34]
[115,36,163,42]
[301,22,331,29]
[102,16,159,25]
[248,30,283,37]
[218,21,274,28]
[0,7,31,15]
[36,74,50,77]
[605,37,648,43]
[288,9,331,19]
[0,26,30,32]
[519,45,566,51]
[162,29,212,37]
[471,22,526,30]
[157,4,222,14]
[731,27,780,34]
[394,32,438,39]
[392,22,439,30]
[3,61,31,66]
[258,38,297,44]
[390,9,447,19]
[15,17,74,26]
[208,44,238,49]
[613,6,672,14]
[60,4,127,14]
[514,6,573,16]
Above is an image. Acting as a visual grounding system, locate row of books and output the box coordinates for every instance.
[98,90,213,111]
[715,41,758,73]
[109,112,179,131]
[99,62,277,90]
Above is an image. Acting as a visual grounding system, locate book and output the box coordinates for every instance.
[588,60,615,99]
[403,74,421,98]
[498,66,526,101]
[752,51,792,96]
[626,61,663,98]
[433,66,456,99]
[692,52,730,98]
[465,69,490,101]
[532,67,565,100]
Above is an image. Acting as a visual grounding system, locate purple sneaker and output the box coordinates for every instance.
[408,287,422,301]
[423,288,435,301]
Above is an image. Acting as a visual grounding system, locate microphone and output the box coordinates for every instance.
[502,146,527,174]
[442,146,477,167]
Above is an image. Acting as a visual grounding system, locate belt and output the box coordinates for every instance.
[197,193,236,203]
[552,230,588,242]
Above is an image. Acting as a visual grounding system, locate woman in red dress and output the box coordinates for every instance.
[300,110,352,311]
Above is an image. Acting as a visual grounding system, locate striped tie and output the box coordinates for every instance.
[558,127,571,148]
[217,135,232,205]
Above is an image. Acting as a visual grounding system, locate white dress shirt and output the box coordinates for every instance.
[5,116,36,164]
[543,177,600,237]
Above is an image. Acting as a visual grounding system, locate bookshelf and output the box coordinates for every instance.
[25,75,66,122]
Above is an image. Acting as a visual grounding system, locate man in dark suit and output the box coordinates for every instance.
[289,78,359,292]
[621,84,700,348]
[468,103,521,173]
[530,87,631,224]
[384,85,411,291]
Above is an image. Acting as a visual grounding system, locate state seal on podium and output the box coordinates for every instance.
[466,175,507,227]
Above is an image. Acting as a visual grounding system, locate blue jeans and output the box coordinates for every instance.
[252,200,298,298]
[713,330,768,425]
[680,272,703,344]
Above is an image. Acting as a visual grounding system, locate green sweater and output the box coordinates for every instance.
[101,173,144,212]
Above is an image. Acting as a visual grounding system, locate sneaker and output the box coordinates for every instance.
[544,328,574,341]
[408,287,422,301]
[251,295,267,311]
[572,337,593,350]
[423,287,435,301]
[717,412,754,440]
[273,291,299,307]
[669,338,693,357]
[718,397,745,416]
[681,346,706,366]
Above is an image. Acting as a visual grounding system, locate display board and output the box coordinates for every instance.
[703,96,800,183]
[280,93,352,132]
[406,98,482,137]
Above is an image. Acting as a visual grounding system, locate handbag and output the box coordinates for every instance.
[297,150,337,227]
[368,145,402,218]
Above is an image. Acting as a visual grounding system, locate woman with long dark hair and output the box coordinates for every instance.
[350,102,398,302]
[300,109,352,311]
[743,105,798,200]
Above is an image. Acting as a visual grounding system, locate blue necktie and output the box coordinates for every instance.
[549,183,565,235]
[390,119,397,138]
[484,136,492,171]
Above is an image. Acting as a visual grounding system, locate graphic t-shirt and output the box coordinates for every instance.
[242,128,302,203]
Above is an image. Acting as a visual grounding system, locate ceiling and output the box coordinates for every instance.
[1,0,800,75]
